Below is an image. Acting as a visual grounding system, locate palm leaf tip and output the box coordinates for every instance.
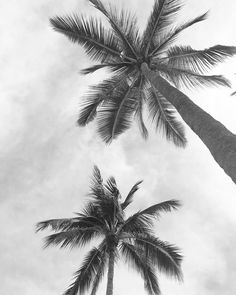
[121,180,143,209]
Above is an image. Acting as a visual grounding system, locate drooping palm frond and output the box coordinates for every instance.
[150,12,208,56]
[96,77,139,143]
[162,45,236,73]
[80,62,132,75]
[77,71,133,126]
[120,242,161,295]
[121,180,143,210]
[44,227,101,249]
[35,218,79,232]
[158,64,231,88]
[147,87,187,147]
[50,15,122,63]
[88,0,140,58]
[63,242,107,295]
[134,234,183,280]
[90,250,108,295]
[142,0,182,55]
[135,97,149,139]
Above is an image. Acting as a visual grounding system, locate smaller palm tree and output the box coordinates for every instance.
[36,166,183,295]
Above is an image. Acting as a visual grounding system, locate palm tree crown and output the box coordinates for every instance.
[50,0,236,147]
[36,166,183,295]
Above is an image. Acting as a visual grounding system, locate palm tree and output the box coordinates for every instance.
[49,0,236,184]
[36,166,183,295]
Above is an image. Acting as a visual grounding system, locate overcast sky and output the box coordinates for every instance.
[1,0,236,294]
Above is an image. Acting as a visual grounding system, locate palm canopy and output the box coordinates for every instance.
[36,166,183,295]
[50,0,236,147]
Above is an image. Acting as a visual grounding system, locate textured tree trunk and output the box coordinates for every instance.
[141,63,236,184]
[106,250,115,295]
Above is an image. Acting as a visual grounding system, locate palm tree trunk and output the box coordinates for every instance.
[106,250,115,295]
[141,62,236,184]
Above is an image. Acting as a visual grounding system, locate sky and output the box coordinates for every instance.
[1,0,236,294]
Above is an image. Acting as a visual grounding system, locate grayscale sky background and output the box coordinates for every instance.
[1,0,236,294]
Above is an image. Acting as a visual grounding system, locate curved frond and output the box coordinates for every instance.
[50,15,121,62]
[36,218,79,233]
[88,166,106,201]
[63,241,107,295]
[158,65,231,88]
[162,45,236,73]
[147,87,187,147]
[104,176,118,195]
[136,98,149,139]
[92,165,103,186]
[120,242,160,295]
[88,0,140,59]
[44,227,102,249]
[97,76,139,143]
[150,12,208,56]
[120,213,154,236]
[77,71,134,126]
[122,199,180,234]
[138,199,181,218]
[121,180,143,210]
[134,234,183,280]
[80,62,132,75]
[142,0,182,55]
[77,72,132,126]
[90,249,108,295]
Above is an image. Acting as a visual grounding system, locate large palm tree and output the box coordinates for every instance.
[36,166,182,295]
[50,0,236,183]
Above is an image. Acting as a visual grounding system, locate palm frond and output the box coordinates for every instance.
[44,227,101,249]
[136,98,149,139]
[92,165,103,186]
[120,213,154,236]
[142,0,182,55]
[96,77,139,143]
[147,87,187,147]
[88,0,140,58]
[138,199,181,218]
[36,218,79,233]
[88,166,106,201]
[104,176,118,195]
[134,234,183,280]
[150,12,208,56]
[120,242,160,295]
[50,14,122,63]
[158,65,231,88]
[162,45,236,73]
[122,200,180,233]
[77,71,133,126]
[80,62,132,75]
[90,249,108,295]
[63,242,107,295]
[121,180,143,210]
